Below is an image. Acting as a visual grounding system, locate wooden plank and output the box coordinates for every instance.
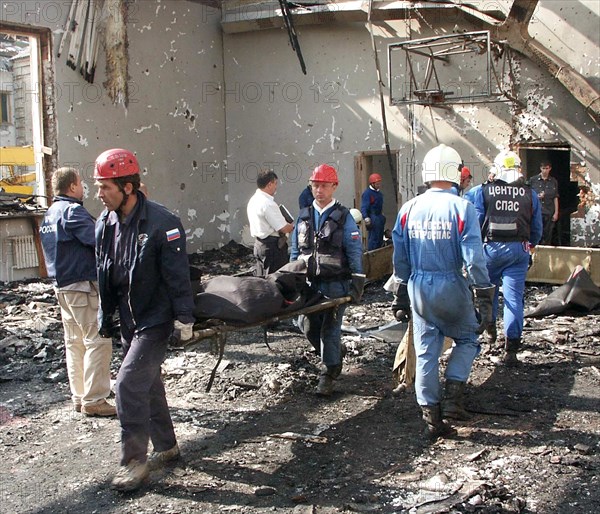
[362,244,393,281]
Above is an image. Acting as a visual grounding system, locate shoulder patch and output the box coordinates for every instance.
[166,228,181,242]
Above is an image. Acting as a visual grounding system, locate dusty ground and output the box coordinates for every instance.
[1,247,599,514]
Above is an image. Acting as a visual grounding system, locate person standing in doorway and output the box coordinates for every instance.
[360,173,386,250]
[94,148,195,491]
[247,170,294,276]
[530,161,559,245]
[39,167,116,418]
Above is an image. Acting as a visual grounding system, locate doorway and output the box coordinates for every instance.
[520,144,579,246]
[354,151,399,249]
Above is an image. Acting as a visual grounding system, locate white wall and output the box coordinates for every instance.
[223,3,599,245]
[1,0,229,253]
[1,0,598,258]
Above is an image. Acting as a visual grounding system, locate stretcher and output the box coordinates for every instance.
[179,295,352,392]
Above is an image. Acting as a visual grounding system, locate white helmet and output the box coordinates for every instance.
[421,144,462,184]
[349,208,363,224]
[494,150,522,183]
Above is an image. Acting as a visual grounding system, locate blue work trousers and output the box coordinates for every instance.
[484,241,530,341]
[116,321,177,465]
[302,280,349,370]
[412,312,480,406]
[367,214,386,251]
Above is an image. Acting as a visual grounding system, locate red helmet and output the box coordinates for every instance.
[94,148,140,179]
[369,173,382,184]
[460,166,472,181]
[310,164,338,184]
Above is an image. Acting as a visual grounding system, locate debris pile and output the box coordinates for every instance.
[0,255,599,513]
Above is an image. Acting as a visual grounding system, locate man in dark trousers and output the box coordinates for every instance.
[290,164,364,396]
[247,170,294,276]
[360,173,386,250]
[40,167,116,417]
[94,148,195,491]
[530,160,559,245]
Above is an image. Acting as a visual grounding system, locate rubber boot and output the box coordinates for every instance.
[441,380,472,421]
[485,323,497,345]
[502,338,520,366]
[421,404,456,441]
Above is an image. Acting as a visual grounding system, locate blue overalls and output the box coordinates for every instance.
[392,188,491,406]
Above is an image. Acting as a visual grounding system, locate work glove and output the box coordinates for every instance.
[350,273,366,303]
[364,217,372,230]
[473,286,495,334]
[169,320,195,346]
[391,282,411,321]
[98,315,120,339]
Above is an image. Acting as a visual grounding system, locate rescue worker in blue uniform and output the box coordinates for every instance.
[361,173,386,250]
[291,164,364,396]
[94,148,195,492]
[472,150,543,365]
[392,144,494,441]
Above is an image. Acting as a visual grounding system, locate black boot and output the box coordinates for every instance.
[421,404,456,441]
[441,380,472,420]
[485,323,497,345]
[502,338,520,366]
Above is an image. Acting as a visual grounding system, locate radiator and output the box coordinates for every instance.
[9,235,39,269]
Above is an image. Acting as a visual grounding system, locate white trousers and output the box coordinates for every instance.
[56,286,112,406]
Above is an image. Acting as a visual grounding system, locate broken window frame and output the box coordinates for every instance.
[1,26,53,204]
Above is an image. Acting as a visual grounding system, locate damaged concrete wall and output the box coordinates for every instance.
[1,0,228,253]
[223,1,599,246]
[2,0,598,259]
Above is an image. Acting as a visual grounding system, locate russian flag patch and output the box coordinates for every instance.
[166,228,181,242]
[351,231,360,240]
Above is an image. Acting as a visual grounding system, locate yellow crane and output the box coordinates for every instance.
[0,145,37,197]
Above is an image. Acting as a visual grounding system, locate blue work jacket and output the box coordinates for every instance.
[39,195,97,287]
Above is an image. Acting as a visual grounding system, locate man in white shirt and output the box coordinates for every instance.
[247,170,293,276]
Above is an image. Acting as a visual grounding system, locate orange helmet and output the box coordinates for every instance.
[310,164,338,184]
[94,148,140,179]
[460,166,472,181]
[369,173,382,184]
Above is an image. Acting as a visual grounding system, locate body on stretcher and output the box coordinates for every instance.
[176,295,352,392]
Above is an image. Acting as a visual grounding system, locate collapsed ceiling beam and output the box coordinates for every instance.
[220,1,506,33]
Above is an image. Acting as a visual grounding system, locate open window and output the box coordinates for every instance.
[0,29,49,202]
[0,27,54,282]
